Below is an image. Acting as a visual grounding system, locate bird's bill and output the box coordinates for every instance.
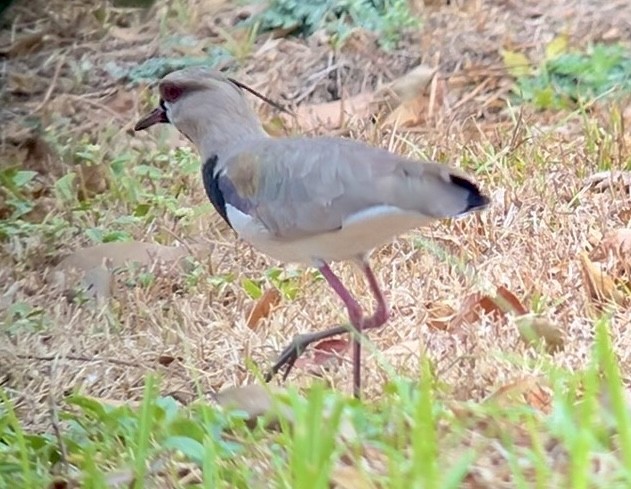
[134,107,169,131]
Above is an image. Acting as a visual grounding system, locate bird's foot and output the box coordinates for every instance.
[264,325,350,383]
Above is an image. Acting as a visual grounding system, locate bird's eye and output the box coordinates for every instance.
[160,82,184,103]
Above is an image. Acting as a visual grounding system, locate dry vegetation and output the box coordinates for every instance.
[2,0,631,487]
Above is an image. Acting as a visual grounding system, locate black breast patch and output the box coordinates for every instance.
[201,155,232,228]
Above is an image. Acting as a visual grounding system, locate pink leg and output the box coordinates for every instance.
[318,261,389,398]
[360,262,389,330]
[266,261,389,399]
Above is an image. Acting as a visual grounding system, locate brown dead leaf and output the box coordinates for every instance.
[105,89,137,115]
[578,251,626,305]
[425,301,456,331]
[76,164,108,200]
[286,91,375,132]
[312,338,350,365]
[8,72,46,96]
[282,64,436,131]
[490,286,528,315]
[52,242,209,299]
[1,31,46,58]
[56,242,199,273]
[385,64,436,102]
[215,384,291,428]
[380,64,438,128]
[515,315,564,352]
[485,377,552,412]
[293,338,350,373]
[246,287,282,329]
[216,384,272,418]
[452,286,528,329]
[383,94,428,128]
[157,354,179,367]
[23,197,56,224]
[18,133,64,177]
[594,228,631,261]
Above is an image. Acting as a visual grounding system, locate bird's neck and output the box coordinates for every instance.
[196,118,268,163]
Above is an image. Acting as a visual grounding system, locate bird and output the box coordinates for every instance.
[134,66,489,398]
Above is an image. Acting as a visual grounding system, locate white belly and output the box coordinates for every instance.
[226,204,436,263]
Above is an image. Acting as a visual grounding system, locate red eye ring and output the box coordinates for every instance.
[160,82,184,103]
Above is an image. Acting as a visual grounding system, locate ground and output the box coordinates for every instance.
[2,0,631,487]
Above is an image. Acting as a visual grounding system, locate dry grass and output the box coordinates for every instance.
[2,0,631,486]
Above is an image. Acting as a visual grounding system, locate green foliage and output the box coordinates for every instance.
[0,168,38,229]
[4,336,631,487]
[1,302,47,334]
[250,0,420,49]
[508,42,631,110]
[105,46,232,84]
[241,267,302,300]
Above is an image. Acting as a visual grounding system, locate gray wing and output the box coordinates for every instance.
[219,136,487,239]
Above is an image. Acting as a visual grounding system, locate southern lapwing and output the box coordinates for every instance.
[134,66,489,398]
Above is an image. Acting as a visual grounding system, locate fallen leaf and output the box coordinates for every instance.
[285,64,436,132]
[52,242,209,299]
[485,377,552,412]
[452,286,528,328]
[383,93,428,128]
[578,251,626,305]
[157,354,178,367]
[1,31,46,58]
[215,384,291,428]
[17,133,64,176]
[286,92,375,132]
[23,197,56,224]
[382,63,435,103]
[76,164,108,199]
[515,314,564,352]
[500,48,532,78]
[312,338,350,365]
[216,384,272,418]
[293,337,350,373]
[56,242,201,272]
[425,301,456,331]
[8,72,45,95]
[105,89,137,114]
[492,286,529,315]
[246,287,282,329]
[594,228,631,261]
[381,67,444,129]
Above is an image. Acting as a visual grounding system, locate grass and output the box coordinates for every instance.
[3,325,631,487]
[3,0,631,487]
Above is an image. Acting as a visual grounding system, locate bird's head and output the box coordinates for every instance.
[134,67,275,158]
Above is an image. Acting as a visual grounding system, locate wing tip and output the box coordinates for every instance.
[449,174,490,213]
